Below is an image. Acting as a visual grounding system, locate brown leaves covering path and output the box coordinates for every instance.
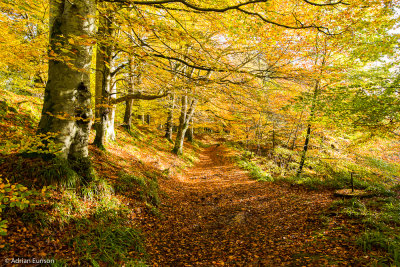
[142,144,371,266]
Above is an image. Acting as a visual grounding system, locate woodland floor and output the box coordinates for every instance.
[0,131,385,266]
[141,143,375,266]
[0,95,394,266]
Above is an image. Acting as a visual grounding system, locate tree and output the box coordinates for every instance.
[37,0,96,164]
[296,80,320,176]
[165,94,176,142]
[185,117,194,142]
[172,95,197,155]
[123,56,142,130]
[93,4,117,149]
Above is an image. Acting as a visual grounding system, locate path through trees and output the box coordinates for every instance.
[141,143,372,265]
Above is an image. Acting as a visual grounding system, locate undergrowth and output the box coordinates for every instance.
[229,142,397,197]
[70,211,145,266]
[116,173,161,214]
[3,175,148,265]
[235,155,273,182]
[53,179,146,265]
[329,197,400,265]
[5,156,98,189]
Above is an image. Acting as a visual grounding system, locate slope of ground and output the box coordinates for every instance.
[0,91,396,265]
[0,91,201,265]
[0,122,201,265]
[142,144,377,266]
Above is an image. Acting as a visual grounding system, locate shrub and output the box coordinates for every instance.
[0,175,49,235]
[237,158,273,182]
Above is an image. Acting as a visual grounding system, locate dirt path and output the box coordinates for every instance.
[142,144,369,266]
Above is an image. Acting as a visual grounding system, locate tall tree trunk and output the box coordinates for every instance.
[124,57,141,130]
[297,123,312,176]
[124,96,134,130]
[138,113,145,124]
[165,94,175,142]
[172,96,197,155]
[106,79,116,141]
[186,117,194,142]
[94,12,115,149]
[38,0,96,164]
[145,114,151,125]
[297,80,320,177]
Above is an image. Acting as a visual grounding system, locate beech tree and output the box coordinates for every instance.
[38,0,96,162]
[123,57,142,130]
[93,4,117,149]
[173,95,197,155]
[164,94,176,142]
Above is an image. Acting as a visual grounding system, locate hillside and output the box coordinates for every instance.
[1,92,400,265]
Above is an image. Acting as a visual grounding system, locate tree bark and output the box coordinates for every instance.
[297,80,320,177]
[165,94,175,142]
[145,114,151,125]
[38,0,96,163]
[138,113,145,124]
[124,96,134,130]
[124,58,135,130]
[113,91,168,104]
[186,117,194,142]
[94,9,115,149]
[123,57,141,130]
[172,96,197,155]
[106,80,116,141]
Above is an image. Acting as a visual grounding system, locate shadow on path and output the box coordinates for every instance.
[142,144,369,266]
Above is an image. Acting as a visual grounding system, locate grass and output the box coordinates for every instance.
[6,155,99,190]
[123,125,145,140]
[181,152,198,166]
[341,198,368,218]
[20,209,51,228]
[273,171,396,196]
[192,139,211,148]
[236,157,273,182]
[226,140,399,195]
[357,231,400,265]
[39,157,81,188]
[48,180,147,265]
[329,196,400,265]
[116,173,161,208]
[70,215,145,266]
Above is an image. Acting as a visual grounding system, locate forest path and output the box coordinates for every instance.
[142,144,368,266]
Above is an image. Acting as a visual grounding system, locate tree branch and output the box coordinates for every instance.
[112,91,169,104]
[106,0,343,34]
[302,0,349,6]
[131,0,270,11]
[111,63,127,77]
